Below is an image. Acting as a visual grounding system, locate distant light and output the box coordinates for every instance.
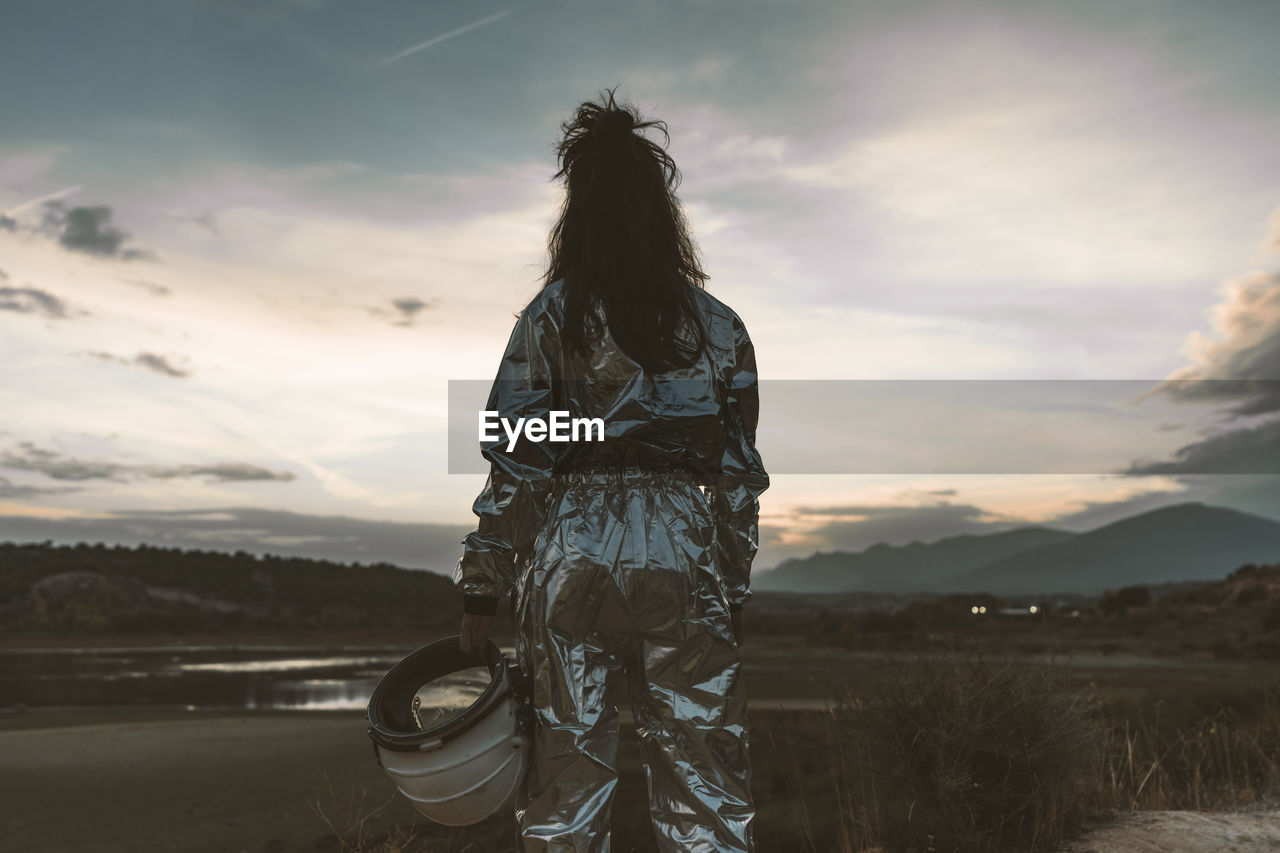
[1029,605,1038,614]
[979,605,987,614]
[971,605,980,614]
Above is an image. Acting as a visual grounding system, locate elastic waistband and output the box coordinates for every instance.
[552,466,712,488]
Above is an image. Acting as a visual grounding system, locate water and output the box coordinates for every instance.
[0,645,516,713]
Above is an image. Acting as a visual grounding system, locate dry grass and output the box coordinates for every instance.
[310,770,518,852]
[1095,681,1280,811]
[324,648,1280,853]
[822,644,1107,853]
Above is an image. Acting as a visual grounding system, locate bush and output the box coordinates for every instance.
[827,646,1106,853]
[1098,585,1151,615]
[1237,585,1269,606]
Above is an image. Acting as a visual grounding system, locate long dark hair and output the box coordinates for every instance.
[544,86,708,373]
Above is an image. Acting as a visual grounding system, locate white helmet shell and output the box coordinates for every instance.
[367,637,529,826]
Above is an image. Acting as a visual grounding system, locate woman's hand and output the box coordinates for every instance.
[459,612,493,654]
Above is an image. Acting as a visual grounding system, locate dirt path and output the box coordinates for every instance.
[1060,805,1280,853]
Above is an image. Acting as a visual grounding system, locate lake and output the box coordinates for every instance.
[0,644,459,712]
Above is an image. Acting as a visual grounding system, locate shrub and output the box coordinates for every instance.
[1237,585,1269,606]
[1098,585,1151,616]
[827,645,1106,853]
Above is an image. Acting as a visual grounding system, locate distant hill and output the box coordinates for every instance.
[754,503,1280,596]
[0,541,462,636]
[754,527,1075,593]
[943,503,1280,595]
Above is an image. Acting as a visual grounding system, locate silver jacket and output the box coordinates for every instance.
[455,279,768,850]
[454,279,769,613]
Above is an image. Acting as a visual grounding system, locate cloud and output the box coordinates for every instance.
[40,201,156,261]
[0,505,472,574]
[144,462,297,482]
[1125,417,1280,475]
[0,215,15,232]
[382,296,437,327]
[0,442,294,483]
[123,279,172,296]
[1,444,125,481]
[81,350,192,378]
[364,296,438,327]
[0,269,75,319]
[0,474,81,499]
[1131,207,1280,477]
[1155,269,1280,416]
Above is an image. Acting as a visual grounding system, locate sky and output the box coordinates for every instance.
[2,0,1279,579]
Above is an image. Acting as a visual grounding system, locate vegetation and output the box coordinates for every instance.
[0,541,460,635]
[767,563,1280,662]
[308,647,1280,852]
[302,645,1280,850]
[4,543,1277,850]
[826,646,1106,852]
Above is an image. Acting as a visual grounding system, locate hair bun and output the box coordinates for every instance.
[593,109,634,144]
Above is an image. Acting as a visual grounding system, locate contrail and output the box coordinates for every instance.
[380,8,517,66]
[2,184,83,218]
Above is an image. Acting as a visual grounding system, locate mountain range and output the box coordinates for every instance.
[753,502,1280,596]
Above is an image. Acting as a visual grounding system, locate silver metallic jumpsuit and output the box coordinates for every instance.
[454,278,769,852]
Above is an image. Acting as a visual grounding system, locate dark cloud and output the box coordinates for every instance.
[0,442,293,483]
[0,285,72,319]
[0,474,81,499]
[1124,417,1280,475]
[82,350,191,378]
[1,444,123,481]
[384,296,437,327]
[367,296,438,327]
[0,215,16,232]
[144,462,296,482]
[0,505,471,575]
[40,201,156,261]
[134,352,190,378]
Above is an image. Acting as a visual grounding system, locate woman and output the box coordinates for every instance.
[454,87,769,853]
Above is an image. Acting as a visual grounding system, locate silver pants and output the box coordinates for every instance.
[513,468,754,852]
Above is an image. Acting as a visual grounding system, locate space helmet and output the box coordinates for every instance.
[366,636,530,826]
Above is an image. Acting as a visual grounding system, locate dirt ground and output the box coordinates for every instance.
[1058,805,1280,853]
[0,707,831,853]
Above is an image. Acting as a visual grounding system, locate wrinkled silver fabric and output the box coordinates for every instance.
[454,278,768,851]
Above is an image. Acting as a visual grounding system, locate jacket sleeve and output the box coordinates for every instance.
[454,301,563,615]
[708,312,769,611]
